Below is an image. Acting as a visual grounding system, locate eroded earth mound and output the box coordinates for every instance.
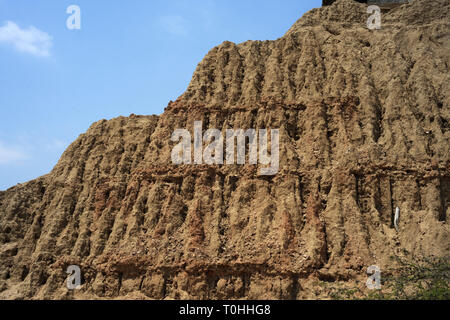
[0,0,449,299]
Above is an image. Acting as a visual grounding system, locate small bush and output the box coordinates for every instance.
[328,254,449,300]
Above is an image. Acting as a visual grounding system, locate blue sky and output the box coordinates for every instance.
[0,0,320,190]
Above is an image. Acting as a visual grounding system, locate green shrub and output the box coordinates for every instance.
[328,254,449,300]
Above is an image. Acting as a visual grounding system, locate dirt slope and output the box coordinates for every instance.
[0,0,449,299]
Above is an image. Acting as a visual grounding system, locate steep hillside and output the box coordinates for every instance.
[0,0,449,299]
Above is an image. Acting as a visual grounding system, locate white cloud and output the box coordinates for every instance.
[0,21,52,57]
[0,141,28,164]
[158,15,189,36]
